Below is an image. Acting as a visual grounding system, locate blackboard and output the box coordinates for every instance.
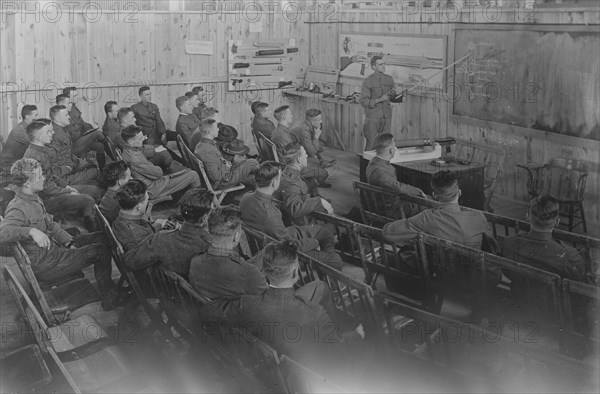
[451,25,600,141]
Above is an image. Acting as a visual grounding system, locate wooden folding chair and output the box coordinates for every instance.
[256,131,280,163]
[104,136,123,161]
[95,205,180,347]
[561,278,599,358]
[2,265,138,393]
[177,134,244,206]
[8,241,100,324]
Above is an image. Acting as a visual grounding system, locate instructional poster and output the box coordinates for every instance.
[339,33,446,89]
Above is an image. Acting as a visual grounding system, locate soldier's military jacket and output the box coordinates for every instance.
[131,101,166,145]
[502,230,588,282]
[123,222,211,275]
[359,71,394,120]
[251,115,275,139]
[366,156,422,196]
[276,166,324,225]
[271,124,298,153]
[189,246,267,299]
[112,210,161,252]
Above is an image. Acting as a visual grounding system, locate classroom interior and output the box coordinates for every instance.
[0,1,599,393]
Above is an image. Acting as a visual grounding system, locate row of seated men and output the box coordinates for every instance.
[0,156,367,373]
[0,97,592,358]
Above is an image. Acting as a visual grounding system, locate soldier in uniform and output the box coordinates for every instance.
[383,170,493,251]
[121,126,201,201]
[189,206,267,299]
[1,105,38,171]
[250,101,275,139]
[99,161,133,224]
[175,95,201,147]
[271,105,297,153]
[112,179,166,252]
[23,118,102,204]
[0,158,117,310]
[193,119,258,189]
[359,56,395,151]
[61,87,107,169]
[123,188,213,276]
[291,108,336,169]
[189,86,208,122]
[102,101,120,142]
[239,161,343,271]
[366,133,425,197]
[502,195,589,282]
[131,86,167,145]
[276,142,333,226]
[117,107,180,173]
[200,240,364,372]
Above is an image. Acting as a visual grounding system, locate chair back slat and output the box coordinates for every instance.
[353,181,600,257]
[561,279,599,352]
[257,132,280,163]
[8,242,57,325]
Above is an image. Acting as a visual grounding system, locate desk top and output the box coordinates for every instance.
[393,159,485,175]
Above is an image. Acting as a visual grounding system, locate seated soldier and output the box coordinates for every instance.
[121,125,201,201]
[117,107,181,173]
[189,107,237,152]
[276,142,333,226]
[190,86,207,122]
[200,240,364,371]
[175,95,201,147]
[383,170,492,250]
[0,158,117,310]
[102,100,120,142]
[193,119,258,189]
[272,105,330,191]
[23,118,102,203]
[502,195,589,283]
[1,105,38,171]
[367,133,425,197]
[250,101,275,139]
[48,105,101,192]
[271,105,297,151]
[57,92,107,170]
[239,161,343,270]
[123,188,213,275]
[131,86,166,146]
[99,161,133,224]
[189,206,267,299]
[112,179,166,252]
[291,108,336,168]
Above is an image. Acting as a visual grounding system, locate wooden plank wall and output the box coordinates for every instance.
[0,7,309,153]
[306,5,600,227]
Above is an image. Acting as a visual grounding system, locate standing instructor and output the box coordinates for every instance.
[359,56,397,151]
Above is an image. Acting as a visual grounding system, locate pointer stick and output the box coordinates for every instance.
[393,52,473,97]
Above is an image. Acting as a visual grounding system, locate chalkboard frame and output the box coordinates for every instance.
[449,24,600,150]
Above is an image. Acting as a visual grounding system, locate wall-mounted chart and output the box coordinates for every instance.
[339,33,446,90]
[228,39,303,91]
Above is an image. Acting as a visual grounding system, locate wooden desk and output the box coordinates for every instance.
[359,155,486,210]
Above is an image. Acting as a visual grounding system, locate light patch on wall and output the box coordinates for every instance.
[185,40,214,55]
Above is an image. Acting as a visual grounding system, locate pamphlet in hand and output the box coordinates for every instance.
[155,146,167,153]
[82,127,99,136]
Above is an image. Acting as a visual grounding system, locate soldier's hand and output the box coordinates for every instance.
[29,228,51,249]
[155,218,167,228]
[354,323,365,339]
[233,154,245,165]
[320,198,334,215]
[377,93,390,103]
[314,126,323,139]
[66,186,79,194]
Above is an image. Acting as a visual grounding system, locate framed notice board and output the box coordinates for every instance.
[450,24,600,142]
[338,32,446,90]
